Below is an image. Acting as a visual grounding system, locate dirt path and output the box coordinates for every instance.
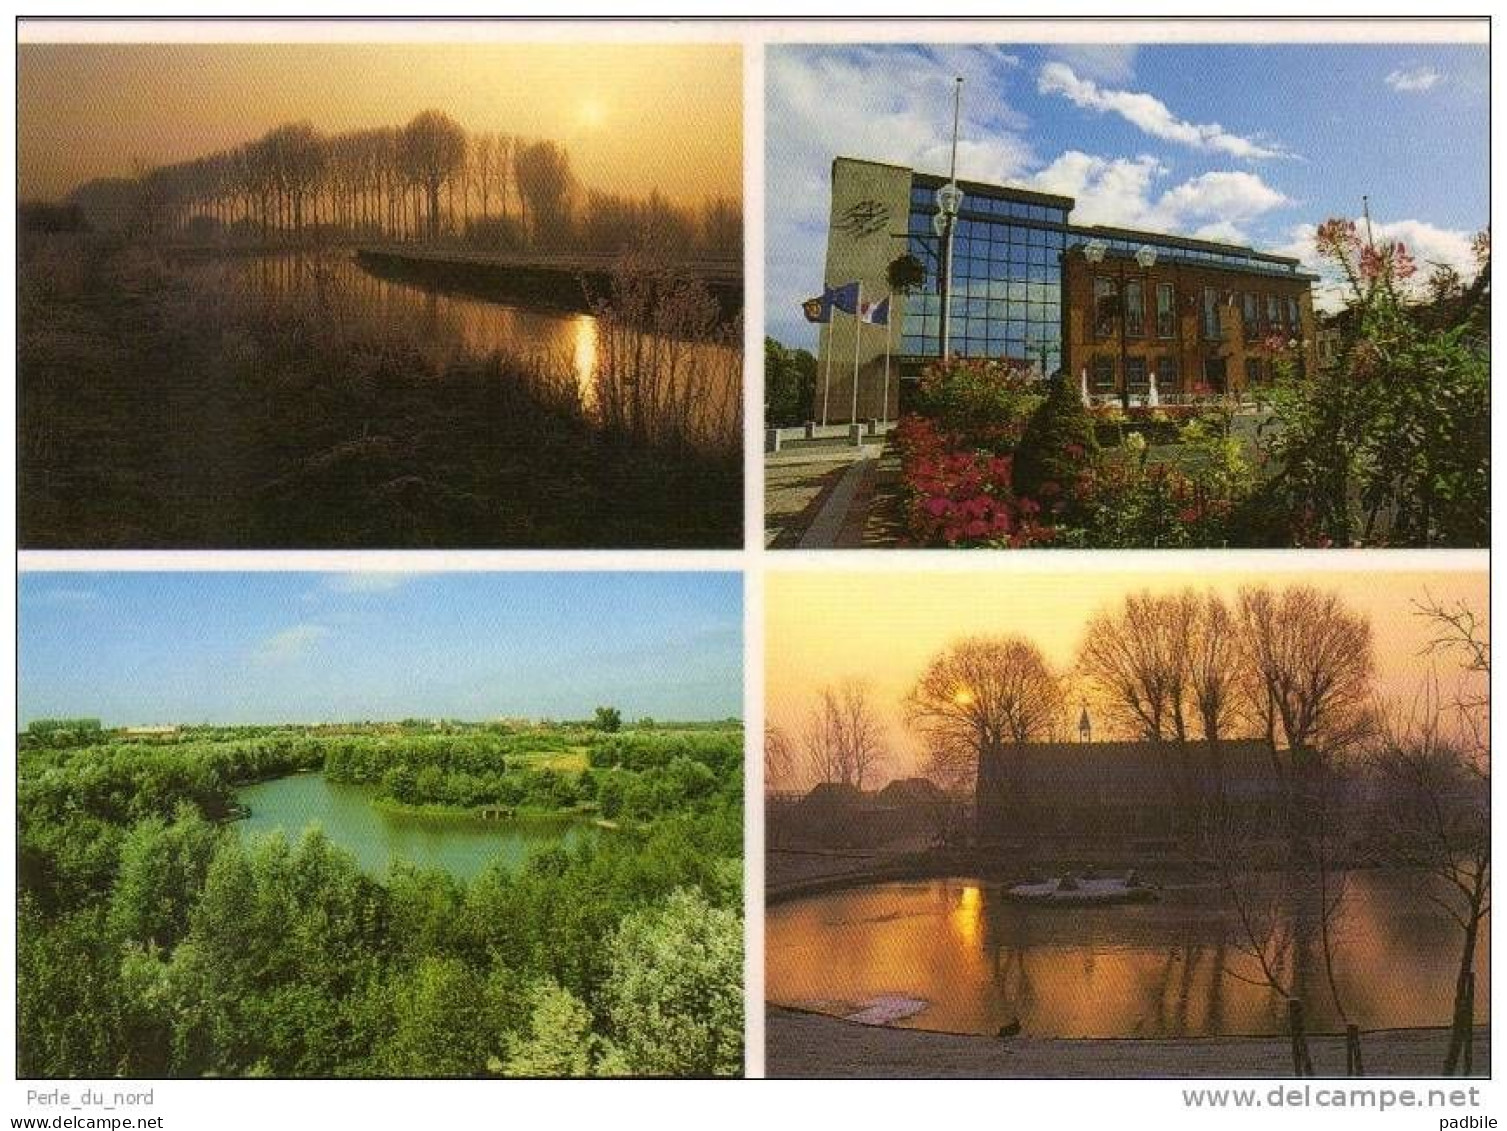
[765,1007,1489,1079]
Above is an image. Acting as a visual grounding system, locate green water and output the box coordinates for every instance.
[235,772,597,881]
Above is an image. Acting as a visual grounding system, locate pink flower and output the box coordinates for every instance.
[1360,241,1417,283]
[1315,218,1361,258]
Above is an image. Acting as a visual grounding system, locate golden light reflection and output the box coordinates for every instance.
[953,688,975,707]
[949,883,983,948]
[571,315,600,391]
[766,878,1488,1038]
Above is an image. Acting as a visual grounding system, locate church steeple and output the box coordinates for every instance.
[1078,703,1092,744]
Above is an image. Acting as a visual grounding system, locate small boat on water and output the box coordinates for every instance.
[1006,870,1158,906]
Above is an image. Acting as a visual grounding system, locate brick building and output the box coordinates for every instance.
[974,735,1281,849]
[811,156,1320,422]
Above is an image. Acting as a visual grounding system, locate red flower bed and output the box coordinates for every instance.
[893,415,1055,547]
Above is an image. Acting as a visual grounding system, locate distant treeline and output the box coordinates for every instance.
[51,111,740,260]
[326,728,744,820]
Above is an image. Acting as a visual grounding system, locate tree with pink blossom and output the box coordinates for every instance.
[1259,218,1488,547]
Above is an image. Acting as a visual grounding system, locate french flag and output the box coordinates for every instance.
[858,295,891,326]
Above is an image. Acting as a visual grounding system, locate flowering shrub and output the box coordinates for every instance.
[893,357,1269,548]
[1040,406,1254,548]
[911,356,1044,452]
[893,414,1055,547]
[1264,216,1489,547]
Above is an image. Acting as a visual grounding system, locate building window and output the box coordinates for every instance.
[1091,355,1116,393]
[1245,357,1263,387]
[1156,283,1175,338]
[1286,296,1300,331]
[1266,294,1281,333]
[1155,355,1178,391]
[1203,357,1227,393]
[1201,287,1220,340]
[1242,292,1259,341]
[1124,280,1145,337]
[1094,277,1117,338]
[1125,356,1149,393]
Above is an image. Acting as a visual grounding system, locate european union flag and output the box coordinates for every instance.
[801,281,861,323]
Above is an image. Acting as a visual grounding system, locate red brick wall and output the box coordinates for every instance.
[1063,256,1319,397]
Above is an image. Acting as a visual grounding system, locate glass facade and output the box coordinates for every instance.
[900,179,1070,374]
[890,166,1307,379]
[1066,232,1303,278]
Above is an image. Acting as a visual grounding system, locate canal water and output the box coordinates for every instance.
[177,251,740,450]
[766,875,1488,1038]
[235,772,597,881]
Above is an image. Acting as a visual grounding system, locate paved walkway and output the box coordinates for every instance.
[764,438,905,549]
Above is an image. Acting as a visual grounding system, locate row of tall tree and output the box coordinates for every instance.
[82,111,739,259]
[770,584,1483,797]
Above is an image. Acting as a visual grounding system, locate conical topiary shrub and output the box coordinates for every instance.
[1012,375,1099,512]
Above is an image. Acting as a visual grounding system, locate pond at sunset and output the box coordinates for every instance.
[767,874,1488,1039]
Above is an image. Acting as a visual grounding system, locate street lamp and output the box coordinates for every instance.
[1082,240,1107,405]
[937,77,965,361]
[1135,245,1158,407]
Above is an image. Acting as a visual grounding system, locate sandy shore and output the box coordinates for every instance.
[766,1007,1489,1079]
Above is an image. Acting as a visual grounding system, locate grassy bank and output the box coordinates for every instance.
[19,236,741,548]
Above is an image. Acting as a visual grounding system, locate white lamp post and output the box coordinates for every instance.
[936,77,964,360]
[1135,246,1158,406]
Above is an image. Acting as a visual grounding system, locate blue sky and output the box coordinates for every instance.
[20,572,743,726]
[766,41,1488,346]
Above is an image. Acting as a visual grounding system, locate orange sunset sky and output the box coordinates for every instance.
[18,41,742,206]
[767,560,1488,788]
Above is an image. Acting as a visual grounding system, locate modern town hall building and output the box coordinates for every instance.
[813,156,1320,423]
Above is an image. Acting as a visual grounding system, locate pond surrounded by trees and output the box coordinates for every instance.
[766,875,1488,1039]
[236,772,599,880]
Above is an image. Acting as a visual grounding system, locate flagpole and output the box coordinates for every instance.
[881,304,892,427]
[850,282,863,426]
[821,317,833,427]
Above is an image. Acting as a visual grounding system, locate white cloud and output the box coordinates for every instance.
[1047,44,1140,85]
[1149,171,1291,230]
[770,46,1036,190]
[1030,151,1291,244]
[766,45,1037,341]
[253,623,330,665]
[1037,62,1291,161]
[1271,216,1481,312]
[1386,66,1443,93]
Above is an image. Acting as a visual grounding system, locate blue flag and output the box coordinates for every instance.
[802,281,862,323]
